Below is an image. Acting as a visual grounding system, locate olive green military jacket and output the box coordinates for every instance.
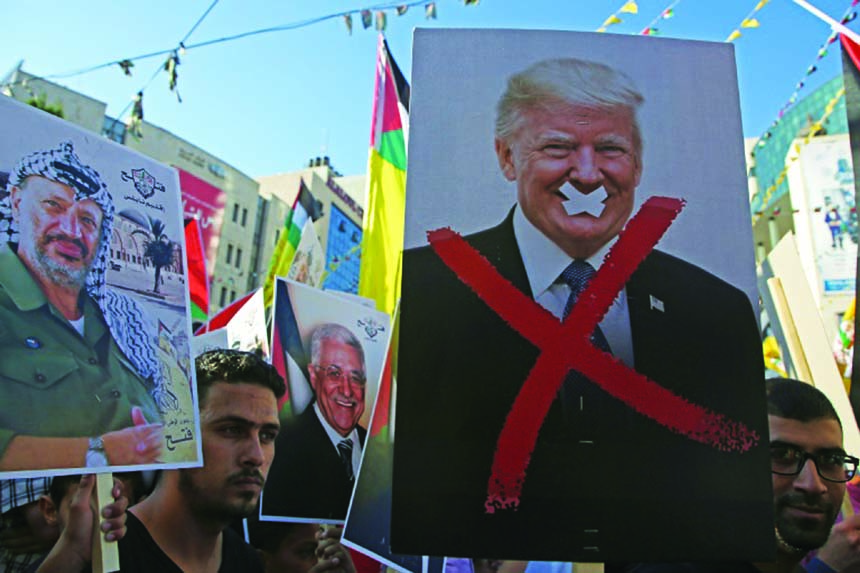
[0,243,161,465]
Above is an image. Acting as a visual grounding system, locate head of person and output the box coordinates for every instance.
[494,58,644,260]
[308,324,367,437]
[38,475,79,532]
[177,350,285,521]
[766,378,856,555]
[5,141,113,292]
[248,520,320,573]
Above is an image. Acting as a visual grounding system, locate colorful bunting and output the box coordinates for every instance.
[620,1,638,14]
[358,35,410,316]
[397,5,409,15]
[727,0,770,42]
[753,1,857,159]
[361,9,372,29]
[375,11,387,31]
[639,0,681,36]
[128,91,144,138]
[118,59,134,76]
[426,2,437,18]
[344,13,353,35]
[751,87,845,223]
[164,51,181,102]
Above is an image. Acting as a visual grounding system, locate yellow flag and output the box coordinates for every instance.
[620,1,638,14]
[603,14,622,27]
[755,0,770,10]
[726,29,742,42]
[741,18,760,28]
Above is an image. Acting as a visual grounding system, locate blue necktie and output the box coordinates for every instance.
[558,260,612,418]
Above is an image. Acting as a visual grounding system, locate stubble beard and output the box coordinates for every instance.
[177,468,261,522]
[19,236,91,290]
[773,493,836,553]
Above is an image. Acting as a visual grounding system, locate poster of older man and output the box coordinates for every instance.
[0,97,200,477]
[392,29,772,561]
[261,278,390,523]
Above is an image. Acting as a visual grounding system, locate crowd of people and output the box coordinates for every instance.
[3,363,860,573]
[0,349,359,573]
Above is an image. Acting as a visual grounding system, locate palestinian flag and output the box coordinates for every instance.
[357,34,410,316]
[270,278,308,421]
[184,218,209,324]
[263,179,322,307]
[195,289,255,334]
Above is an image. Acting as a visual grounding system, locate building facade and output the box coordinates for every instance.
[748,76,855,340]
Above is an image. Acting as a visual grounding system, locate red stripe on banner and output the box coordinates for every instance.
[370,347,393,438]
[427,196,760,513]
[841,33,860,72]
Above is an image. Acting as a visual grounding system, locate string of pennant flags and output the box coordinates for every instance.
[751,0,859,161]
[751,86,846,223]
[1,0,478,139]
[640,0,682,36]
[595,0,681,35]
[725,0,771,43]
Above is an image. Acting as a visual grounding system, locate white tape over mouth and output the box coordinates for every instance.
[562,187,608,217]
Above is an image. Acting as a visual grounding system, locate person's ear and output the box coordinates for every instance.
[495,138,517,182]
[308,365,320,393]
[38,495,59,526]
[9,185,23,218]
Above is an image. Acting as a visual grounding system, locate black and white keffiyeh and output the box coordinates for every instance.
[0,141,164,392]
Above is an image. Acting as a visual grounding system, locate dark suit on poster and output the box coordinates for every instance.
[391,210,771,562]
[262,403,367,521]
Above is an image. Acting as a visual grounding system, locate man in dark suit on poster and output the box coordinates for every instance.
[262,324,367,521]
[392,57,771,561]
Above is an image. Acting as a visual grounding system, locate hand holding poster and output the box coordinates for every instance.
[0,97,200,476]
[393,29,770,561]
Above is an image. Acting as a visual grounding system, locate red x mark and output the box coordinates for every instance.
[427,197,760,514]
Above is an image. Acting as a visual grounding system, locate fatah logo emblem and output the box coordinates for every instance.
[357,318,385,340]
[121,168,165,199]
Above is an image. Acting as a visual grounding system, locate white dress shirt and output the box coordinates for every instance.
[313,402,363,475]
[512,206,635,367]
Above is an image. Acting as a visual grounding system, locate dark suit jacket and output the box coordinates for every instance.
[391,210,771,561]
[262,403,367,521]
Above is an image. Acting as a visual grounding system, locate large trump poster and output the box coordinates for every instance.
[392,29,771,561]
[0,96,201,477]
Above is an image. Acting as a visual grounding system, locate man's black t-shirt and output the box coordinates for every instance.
[118,512,264,572]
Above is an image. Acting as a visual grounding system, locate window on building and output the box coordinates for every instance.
[220,287,227,307]
[236,248,243,268]
[232,204,239,223]
[323,204,362,294]
[231,290,236,302]
[102,116,126,144]
[274,229,280,245]
[241,208,248,227]
[226,244,233,264]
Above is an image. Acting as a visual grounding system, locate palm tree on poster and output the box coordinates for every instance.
[143,217,175,294]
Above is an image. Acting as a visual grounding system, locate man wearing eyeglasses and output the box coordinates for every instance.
[621,378,859,573]
[262,324,367,521]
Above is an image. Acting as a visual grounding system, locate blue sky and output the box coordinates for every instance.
[3,0,859,178]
